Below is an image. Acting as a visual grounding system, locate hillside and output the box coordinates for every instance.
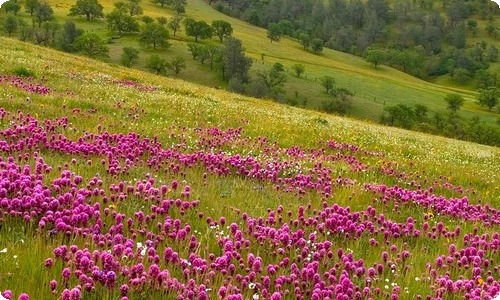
[0,37,500,299]
[0,0,499,139]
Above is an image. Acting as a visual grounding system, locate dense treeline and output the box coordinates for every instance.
[380,98,500,146]
[210,0,499,83]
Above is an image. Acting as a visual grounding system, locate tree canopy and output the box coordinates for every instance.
[69,0,104,21]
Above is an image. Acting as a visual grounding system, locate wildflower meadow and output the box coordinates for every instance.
[0,38,499,300]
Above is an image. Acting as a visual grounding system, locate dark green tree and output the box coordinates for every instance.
[475,69,497,89]
[477,88,499,111]
[311,38,324,54]
[140,23,170,50]
[382,104,416,129]
[2,0,21,15]
[167,55,186,75]
[486,45,498,62]
[466,19,477,36]
[365,49,385,67]
[206,45,222,69]
[221,37,252,82]
[156,16,168,26]
[298,32,311,50]
[451,68,471,84]
[414,104,429,123]
[187,42,203,60]
[485,22,497,37]
[120,47,139,67]
[168,15,182,36]
[69,0,104,21]
[141,16,154,24]
[291,64,305,78]
[320,76,335,93]
[146,54,168,75]
[257,62,287,96]
[34,2,54,27]
[58,20,83,52]
[106,8,139,35]
[211,20,233,42]
[128,0,143,16]
[75,32,109,58]
[25,0,40,16]
[323,88,353,116]
[267,22,282,42]
[444,93,465,114]
[184,18,212,42]
[3,14,18,36]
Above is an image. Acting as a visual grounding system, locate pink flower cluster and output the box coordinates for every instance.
[0,75,51,95]
[0,109,498,300]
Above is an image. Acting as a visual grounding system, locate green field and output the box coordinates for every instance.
[0,36,499,299]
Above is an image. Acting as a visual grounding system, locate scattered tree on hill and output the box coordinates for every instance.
[3,14,18,36]
[75,32,109,59]
[140,23,170,50]
[466,19,478,36]
[475,70,497,89]
[34,2,54,27]
[120,47,139,67]
[444,93,465,114]
[277,19,294,37]
[221,37,252,82]
[267,23,282,42]
[187,43,203,60]
[291,64,305,78]
[2,0,21,15]
[311,38,324,54]
[257,62,287,97]
[167,56,186,75]
[414,104,429,123]
[106,8,139,35]
[366,49,385,67]
[141,16,154,24]
[485,22,497,37]
[128,0,143,16]
[211,20,233,42]
[58,20,83,52]
[477,88,499,111]
[146,54,168,75]
[486,45,498,62]
[156,16,168,26]
[69,0,104,21]
[298,32,311,50]
[168,15,183,36]
[25,0,40,16]
[184,18,213,42]
[171,0,186,14]
[381,104,416,129]
[323,88,354,116]
[320,76,335,93]
[206,45,222,69]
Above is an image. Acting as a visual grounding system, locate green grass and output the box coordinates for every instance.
[0,36,499,299]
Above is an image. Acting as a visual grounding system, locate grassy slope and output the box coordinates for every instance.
[26,0,498,126]
[0,36,498,200]
[0,37,499,299]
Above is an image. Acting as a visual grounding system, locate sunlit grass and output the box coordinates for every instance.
[0,37,498,299]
